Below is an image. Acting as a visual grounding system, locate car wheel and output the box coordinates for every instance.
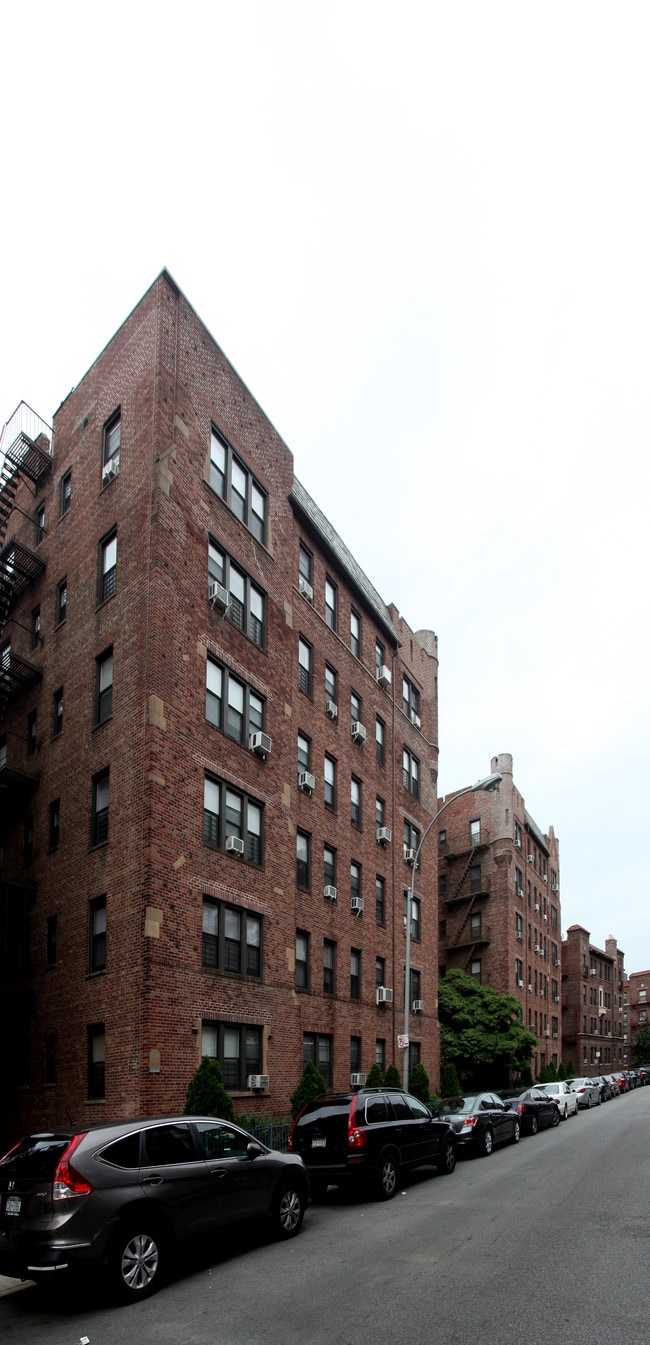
[479,1126,494,1157]
[376,1150,399,1199]
[109,1224,166,1301]
[561,1105,568,1120]
[530,1115,538,1136]
[511,1119,521,1144]
[437,1137,456,1175]
[588,1093,593,1108]
[551,1106,560,1127]
[273,1181,306,1238]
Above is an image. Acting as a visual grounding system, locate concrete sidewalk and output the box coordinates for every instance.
[0,1275,33,1298]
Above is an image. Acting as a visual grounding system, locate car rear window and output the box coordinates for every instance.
[296,1100,350,1126]
[0,1135,72,1178]
[363,1097,388,1123]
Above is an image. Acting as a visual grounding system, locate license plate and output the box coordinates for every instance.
[311,1137,326,1148]
[5,1196,21,1216]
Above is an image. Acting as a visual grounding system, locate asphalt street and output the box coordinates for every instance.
[1,1086,648,1345]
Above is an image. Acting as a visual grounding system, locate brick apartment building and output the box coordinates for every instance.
[623,969,649,1062]
[437,752,562,1076]
[561,927,625,1075]
[0,269,442,1144]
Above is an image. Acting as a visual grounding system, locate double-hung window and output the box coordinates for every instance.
[296,932,309,990]
[325,577,337,631]
[350,950,361,1001]
[296,831,311,889]
[202,1021,262,1089]
[208,540,265,646]
[402,675,420,725]
[89,896,107,972]
[99,530,117,602]
[325,663,337,709]
[202,775,263,864]
[375,717,385,766]
[299,543,313,593]
[96,648,113,724]
[53,688,63,736]
[298,637,312,696]
[404,891,421,943]
[404,819,420,862]
[303,1033,332,1088]
[103,411,121,483]
[87,1024,105,1099]
[350,608,361,658]
[30,606,41,650]
[403,747,419,798]
[324,754,336,808]
[209,426,267,542]
[323,940,336,995]
[202,898,261,977]
[298,733,311,777]
[60,469,72,516]
[350,776,361,828]
[56,577,67,625]
[350,861,361,904]
[375,875,385,926]
[48,799,60,850]
[206,657,265,742]
[324,844,336,888]
[92,770,110,846]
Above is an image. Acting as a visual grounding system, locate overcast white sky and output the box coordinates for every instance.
[2,2,649,971]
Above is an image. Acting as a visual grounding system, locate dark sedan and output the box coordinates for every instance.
[431,1093,520,1156]
[502,1088,561,1135]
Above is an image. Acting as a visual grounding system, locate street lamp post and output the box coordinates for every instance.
[402,772,503,1089]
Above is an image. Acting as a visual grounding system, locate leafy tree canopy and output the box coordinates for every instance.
[631,1022,650,1065]
[438,969,537,1089]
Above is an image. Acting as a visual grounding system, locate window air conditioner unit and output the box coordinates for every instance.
[249,731,272,757]
[516,886,523,897]
[535,944,542,954]
[553,958,560,967]
[543,874,548,883]
[376,826,392,846]
[543,914,548,922]
[527,854,534,864]
[298,771,315,794]
[552,1032,559,1040]
[351,721,366,744]
[410,710,421,728]
[516,933,523,942]
[544,1030,550,1038]
[551,881,559,892]
[209,580,229,610]
[553,994,560,1002]
[350,896,364,915]
[102,460,119,484]
[514,838,522,850]
[376,986,393,1005]
[323,885,337,902]
[376,666,391,689]
[528,984,533,992]
[412,999,424,1013]
[325,699,338,720]
[517,979,524,988]
[534,904,540,912]
[405,848,417,866]
[247,1074,269,1090]
[298,575,313,602]
[225,836,244,856]
[350,1073,366,1087]
[590,969,597,976]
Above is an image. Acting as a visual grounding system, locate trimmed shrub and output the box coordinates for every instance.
[408,1062,430,1102]
[384,1064,402,1088]
[290,1059,327,1118]
[365,1063,385,1087]
[183,1056,234,1122]
[440,1062,461,1097]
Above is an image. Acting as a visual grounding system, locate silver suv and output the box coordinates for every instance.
[0,1116,308,1300]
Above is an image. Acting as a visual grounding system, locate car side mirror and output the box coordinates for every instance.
[246,1142,264,1160]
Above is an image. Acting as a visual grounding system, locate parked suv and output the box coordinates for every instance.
[288,1087,456,1199]
[0,1116,308,1300]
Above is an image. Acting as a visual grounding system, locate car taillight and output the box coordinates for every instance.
[461,1116,478,1127]
[515,1103,525,1114]
[347,1127,367,1149]
[52,1133,93,1201]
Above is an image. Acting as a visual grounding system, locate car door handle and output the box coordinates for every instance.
[141,1175,163,1186]
[210,1168,227,1178]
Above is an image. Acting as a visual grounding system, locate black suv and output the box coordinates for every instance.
[0,1115,308,1300]
[288,1087,456,1199]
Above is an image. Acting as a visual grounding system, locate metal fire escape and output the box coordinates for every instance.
[0,403,51,726]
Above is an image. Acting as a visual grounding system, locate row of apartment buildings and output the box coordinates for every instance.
[0,271,632,1144]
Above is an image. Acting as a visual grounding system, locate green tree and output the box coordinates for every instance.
[290,1059,327,1118]
[565,1059,576,1078]
[631,1022,650,1065]
[408,1062,430,1102]
[183,1056,234,1121]
[438,969,537,1089]
[440,1062,461,1097]
[537,1062,557,1083]
[385,1064,402,1087]
[365,1062,385,1087]
[557,1061,567,1080]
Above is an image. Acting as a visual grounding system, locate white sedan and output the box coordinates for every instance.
[537,1081,579,1119]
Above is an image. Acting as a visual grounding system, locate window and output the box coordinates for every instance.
[202,898,261,977]
[470,863,481,893]
[325,576,337,631]
[404,892,420,943]
[44,1035,56,1086]
[303,1033,331,1088]
[439,828,446,849]
[551,905,558,931]
[202,1021,262,1090]
[375,639,385,675]
[296,830,310,889]
[46,915,57,967]
[298,637,312,696]
[350,776,361,828]
[376,796,385,828]
[403,819,420,862]
[376,956,386,988]
[402,748,419,798]
[208,540,265,646]
[296,932,309,989]
[299,543,312,588]
[48,799,60,850]
[409,1041,421,1069]
[470,818,481,846]
[92,770,110,845]
[96,648,113,724]
[350,861,361,904]
[35,504,45,546]
[53,687,63,736]
[209,426,267,543]
[206,657,265,742]
[515,821,522,850]
[438,874,447,895]
[515,866,523,896]
[375,717,385,766]
[99,530,117,603]
[351,690,362,725]
[350,949,361,1000]
[410,968,421,1004]
[30,606,41,651]
[516,957,523,984]
[375,874,386,926]
[103,411,121,481]
[56,577,67,625]
[516,913,523,942]
[324,844,336,887]
[350,1037,361,1074]
[324,754,336,808]
[298,733,311,775]
[202,775,263,864]
[87,1024,105,1099]
[27,709,37,756]
[325,663,337,708]
[350,608,361,658]
[375,1039,386,1069]
[470,959,482,981]
[60,469,72,516]
[89,896,107,972]
[470,912,482,939]
[324,940,336,995]
[439,919,447,938]
[402,675,420,724]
